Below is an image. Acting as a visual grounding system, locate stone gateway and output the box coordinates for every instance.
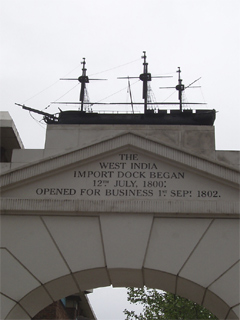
[0,112,239,319]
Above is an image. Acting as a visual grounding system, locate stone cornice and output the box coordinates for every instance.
[0,198,239,216]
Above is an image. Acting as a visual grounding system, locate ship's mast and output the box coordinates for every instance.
[176,67,185,112]
[60,58,106,112]
[78,58,89,112]
[139,51,152,113]
[118,51,172,113]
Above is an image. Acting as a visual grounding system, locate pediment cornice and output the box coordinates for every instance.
[0,132,239,189]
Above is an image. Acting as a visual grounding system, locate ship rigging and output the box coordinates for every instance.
[16,52,216,126]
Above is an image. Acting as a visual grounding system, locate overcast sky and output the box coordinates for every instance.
[0,0,239,318]
[1,0,239,151]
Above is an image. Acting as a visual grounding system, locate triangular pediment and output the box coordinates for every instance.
[1,133,239,215]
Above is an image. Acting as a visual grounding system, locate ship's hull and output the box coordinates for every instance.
[46,109,216,126]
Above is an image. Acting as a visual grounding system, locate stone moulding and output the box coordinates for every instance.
[0,198,239,216]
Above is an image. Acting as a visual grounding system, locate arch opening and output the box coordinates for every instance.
[5,268,238,320]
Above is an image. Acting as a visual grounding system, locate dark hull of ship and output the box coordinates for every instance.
[46,109,216,126]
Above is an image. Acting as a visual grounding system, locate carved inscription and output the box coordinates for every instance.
[34,153,222,200]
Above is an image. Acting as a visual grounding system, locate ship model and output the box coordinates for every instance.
[17,52,216,126]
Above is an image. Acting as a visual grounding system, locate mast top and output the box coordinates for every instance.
[176,67,185,112]
[78,57,89,83]
[140,51,152,113]
[60,57,106,112]
[78,57,89,111]
[141,51,148,70]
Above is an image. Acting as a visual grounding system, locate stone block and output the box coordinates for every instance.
[44,274,79,302]
[19,286,53,318]
[42,216,106,272]
[11,149,44,163]
[176,276,205,306]
[6,304,30,320]
[144,269,176,293]
[100,213,153,269]
[45,126,79,149]
[74,268,111,291]
[109,268,143,288]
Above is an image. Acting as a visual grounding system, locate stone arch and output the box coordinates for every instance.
[4,267,238,319]
[1,214,239,319]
